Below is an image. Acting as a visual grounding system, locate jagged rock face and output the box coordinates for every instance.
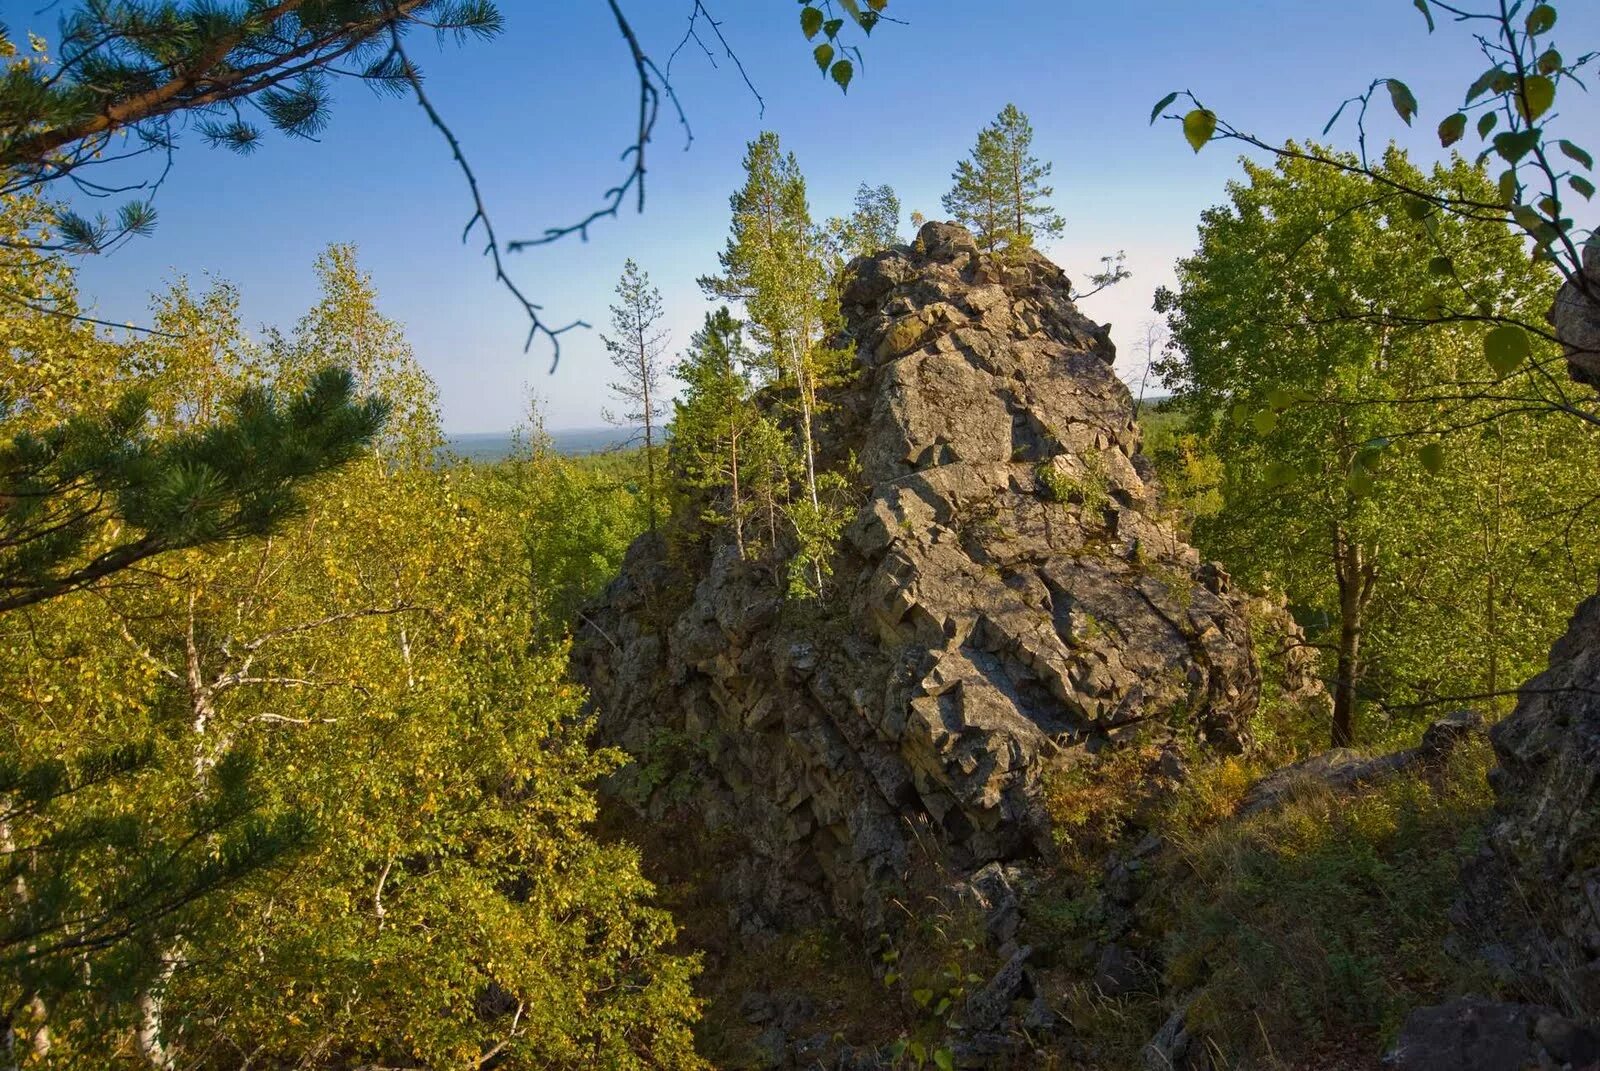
[575,222,1265,930]
[1464,235,1600,1015]
[1477,590,1600,1014]
[1549,235,1600,387]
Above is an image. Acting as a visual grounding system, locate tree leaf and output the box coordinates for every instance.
[800,6,823,39]
[1484,324,1531,375]
[1517,75,1555,121]
[1465,66,1501,104]
[1538,48,1563,75]
[1428,255,1454,276]
[1150,91,1179,126]
[1354,439,1388,477]
[934,1050,956,1071]
[813,42,834,73]
[1525,3,1557,34]
[1264,461,1296,488]
[1252,409,1279,435]
[1498,169,1521,206]
[1559,140,1594,170]
[866,0,889,10]
[823,17,844,38]
[830,58,853,92]
[1493,129,1539,163]
[1183,109,1217,152]
[1386,79,1418,126]
[1419,442,1445,474]
[1477,111,1498,139]
[1572,176,1596,200]
[1438,112,1467,148]
[1413,0,1435,31]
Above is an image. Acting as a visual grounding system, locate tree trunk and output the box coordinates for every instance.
[729,421,744,560]
[1013,162,1024,244]
[1,808,50,1068]
[638,322,657,532]
[135,955,177,1070]
[1331,532,1376,748]
[1331,602,1362,749]
[792,336,820,511]
[1486,570,1498,699]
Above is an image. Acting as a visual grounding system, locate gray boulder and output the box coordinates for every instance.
[1549,235,1600,387]
[1387,998,1600,1071]
[1237,709,1483,818]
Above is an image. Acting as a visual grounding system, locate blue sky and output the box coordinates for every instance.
[21,1,1600,432]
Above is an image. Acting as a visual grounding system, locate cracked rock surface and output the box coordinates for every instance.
[574,222,1280,931]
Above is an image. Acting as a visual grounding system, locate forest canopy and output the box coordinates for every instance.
[3,0,1599,1068]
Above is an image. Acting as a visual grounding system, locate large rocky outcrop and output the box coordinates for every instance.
[575,222,1288,933]
[1450,236,1600,1022]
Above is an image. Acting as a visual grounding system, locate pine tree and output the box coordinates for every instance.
[942,124,1008,253]
[601,259,669,530]
[699,132,833,518]
[942,104,1064,253]
[672,308,757,557]
[1,367,387,614]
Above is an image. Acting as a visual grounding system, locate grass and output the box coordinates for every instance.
[1158,737,1498,1067]
[1028,710,1499,1069]
[1036,452,1112,515]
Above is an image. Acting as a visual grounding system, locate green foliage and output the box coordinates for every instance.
[1139,403,1224,527]
[700,132,834,394]
[1163,742,1497,1065]
[671,307,762,557]
[0,244,701,1067]
[1035,453,1111,517]
[0,210,387,616]
[941,103,1065,254]
[1153,0,1594,326]
[462,411,651,644]
[0,4,503,251]
[1,367,385,612]
[796,0,890,92]
[1155,147,1600,743]
[698,132,855,596]
[785,468,856,599]
[827,182,905,261]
